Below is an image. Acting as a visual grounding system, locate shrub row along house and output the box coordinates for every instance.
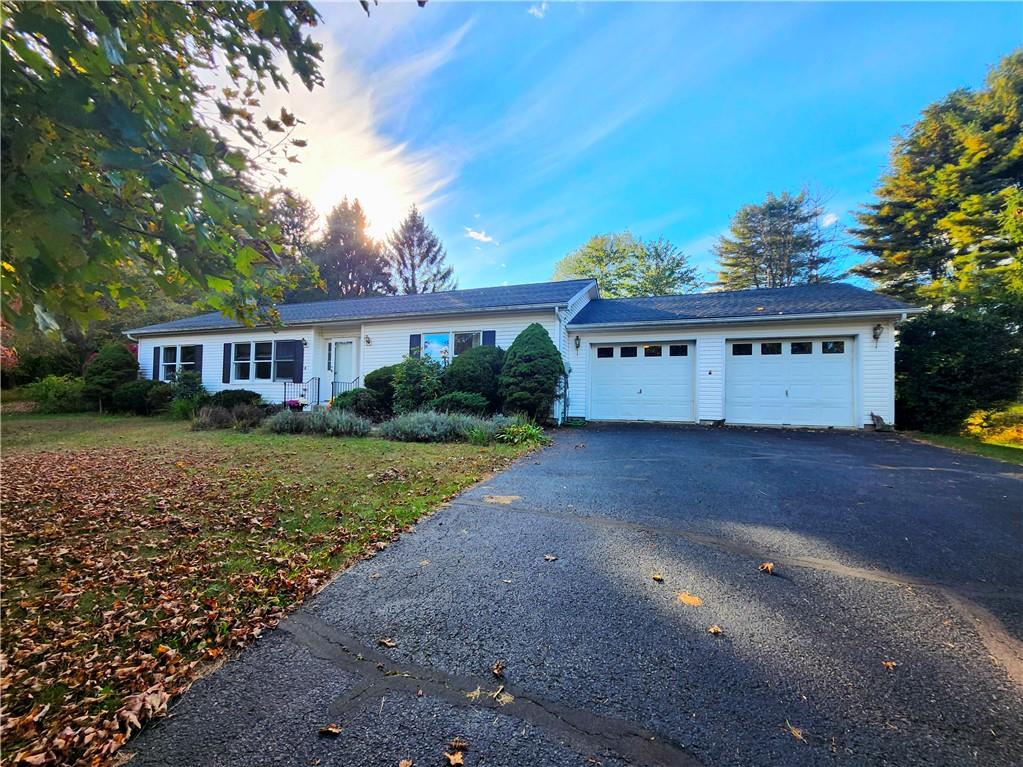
[126,279,920,428]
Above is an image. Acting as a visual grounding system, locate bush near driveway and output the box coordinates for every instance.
[427,390,489,416]
[305,407,372,437]
[364,364,399,415]
[896,311,1023,433]
[0,415,525,767]
[499,322,566,423]
[380,410,515,443]
[329,387,387,421]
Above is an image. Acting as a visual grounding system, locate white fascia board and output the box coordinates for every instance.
[567,307,925,330]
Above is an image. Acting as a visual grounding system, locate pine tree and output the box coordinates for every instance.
[312,198,394,299]
[851,51,1023,323]
[715,191,843,290]
[387,206,456,294]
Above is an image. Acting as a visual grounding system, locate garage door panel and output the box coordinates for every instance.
[590,343,693,422]
[725,338,854,427]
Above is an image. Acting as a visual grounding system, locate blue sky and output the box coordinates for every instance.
[269,1,1022,288]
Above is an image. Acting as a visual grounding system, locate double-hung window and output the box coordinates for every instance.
[161,344,200,380]
[231,341,298,382]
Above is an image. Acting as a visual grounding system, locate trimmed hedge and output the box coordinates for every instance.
[443,345,505,412]
[427,391,488,416]
[208,389,262,409]
[330,387,386,421]
[498,323,565,422]
[379,411,513,443]
[111,379,162,415]
[364,364,399,414]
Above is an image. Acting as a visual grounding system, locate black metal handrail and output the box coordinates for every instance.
[331,379,359,399]
[283,377,319,409]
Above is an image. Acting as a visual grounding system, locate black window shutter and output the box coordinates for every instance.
[222,343,232,383]
[193,345,203,379]
[152,347,161,381]
[409,334,421,358]
[482,330,496,347]
[293,340,304,383]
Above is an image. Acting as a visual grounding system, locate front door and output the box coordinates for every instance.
[331,340,355,398]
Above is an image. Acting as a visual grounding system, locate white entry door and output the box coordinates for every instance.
[725,338,854,427]
[589,342,694,422]
[331,340,355,387]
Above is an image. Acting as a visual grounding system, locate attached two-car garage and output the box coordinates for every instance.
[587,336,855,427]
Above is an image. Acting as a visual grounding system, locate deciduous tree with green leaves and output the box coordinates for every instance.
[852,51,1023,323]
[714,191,843,290]
[552,232,701,297]
[1,1,324,330]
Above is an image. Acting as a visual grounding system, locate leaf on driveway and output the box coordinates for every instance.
[491,660,505,678]
[377,637,397,648]
[707,624,723,636]
[677,591,703,606]
[483,495,520,505]
[448,736,470,751]
[466,686,482,701]
[544,554,558,562]
[444,752,465,766]
[759,562,776,575]
[784,720,807,743]
[318,723,342,736]
[882,660,898,671]
[651,573,664,583]
[399,760,414,767]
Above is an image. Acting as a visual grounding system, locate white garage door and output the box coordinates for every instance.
[589,342,694,421]
[725,338,854,427]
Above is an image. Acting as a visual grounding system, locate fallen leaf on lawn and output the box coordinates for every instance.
[784,720,806,743]
[155,644,171,655]
[677,591,703,607]
[466,686,482,701]
[483,495,520,505]
[707,624,723,636]
[377,637,397,648]
[491,660,505,678]
[448,736,470,751]
[318,723,342,736]
[399,760,414,767]
[759,562,776,575]
[444,751,465,766]
[544,554,558,562]
[651,574,664,583]
[882,660,898,671]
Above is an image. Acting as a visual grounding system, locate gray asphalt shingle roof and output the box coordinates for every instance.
[128,279,596,336]
[568,282,917,326]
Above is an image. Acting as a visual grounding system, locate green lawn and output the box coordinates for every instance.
[914,432,1023,465]
[0,414,529,766]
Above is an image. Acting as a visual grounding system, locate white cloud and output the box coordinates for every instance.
[527,2,549,20]
[464,227,497,244]
[821,212,840,227]
[241,17,472,239]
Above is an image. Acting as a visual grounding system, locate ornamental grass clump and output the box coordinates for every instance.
[305,407,372,437]
[380,411,514,443]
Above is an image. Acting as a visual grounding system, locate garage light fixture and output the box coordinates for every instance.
[364,335,372,346]
[574,335,581,350]
[872,324,883,340]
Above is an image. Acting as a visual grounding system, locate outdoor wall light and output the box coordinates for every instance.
[574,335,581,350]
[872,324,883,340]
[364,335,372,346]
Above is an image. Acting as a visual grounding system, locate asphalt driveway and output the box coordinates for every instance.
[130,425,1023,767]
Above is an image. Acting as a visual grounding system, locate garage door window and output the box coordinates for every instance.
[761,342,782,355]
[643,345,662,357]
[620,346,638,358]
[822,341,845,354]
[732,343,753,356]
[596,347,614,359]
[791,342,813,354]
[669,345,687,356]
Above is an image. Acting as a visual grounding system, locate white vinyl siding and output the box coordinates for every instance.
[136,328,315,403]
[358,311,557,378]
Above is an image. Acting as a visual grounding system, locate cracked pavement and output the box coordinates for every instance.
[128,424,1023,766]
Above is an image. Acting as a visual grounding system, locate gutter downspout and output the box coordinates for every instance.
[554,307,567,426]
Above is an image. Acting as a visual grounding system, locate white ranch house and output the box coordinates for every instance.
[127,279,920,429]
